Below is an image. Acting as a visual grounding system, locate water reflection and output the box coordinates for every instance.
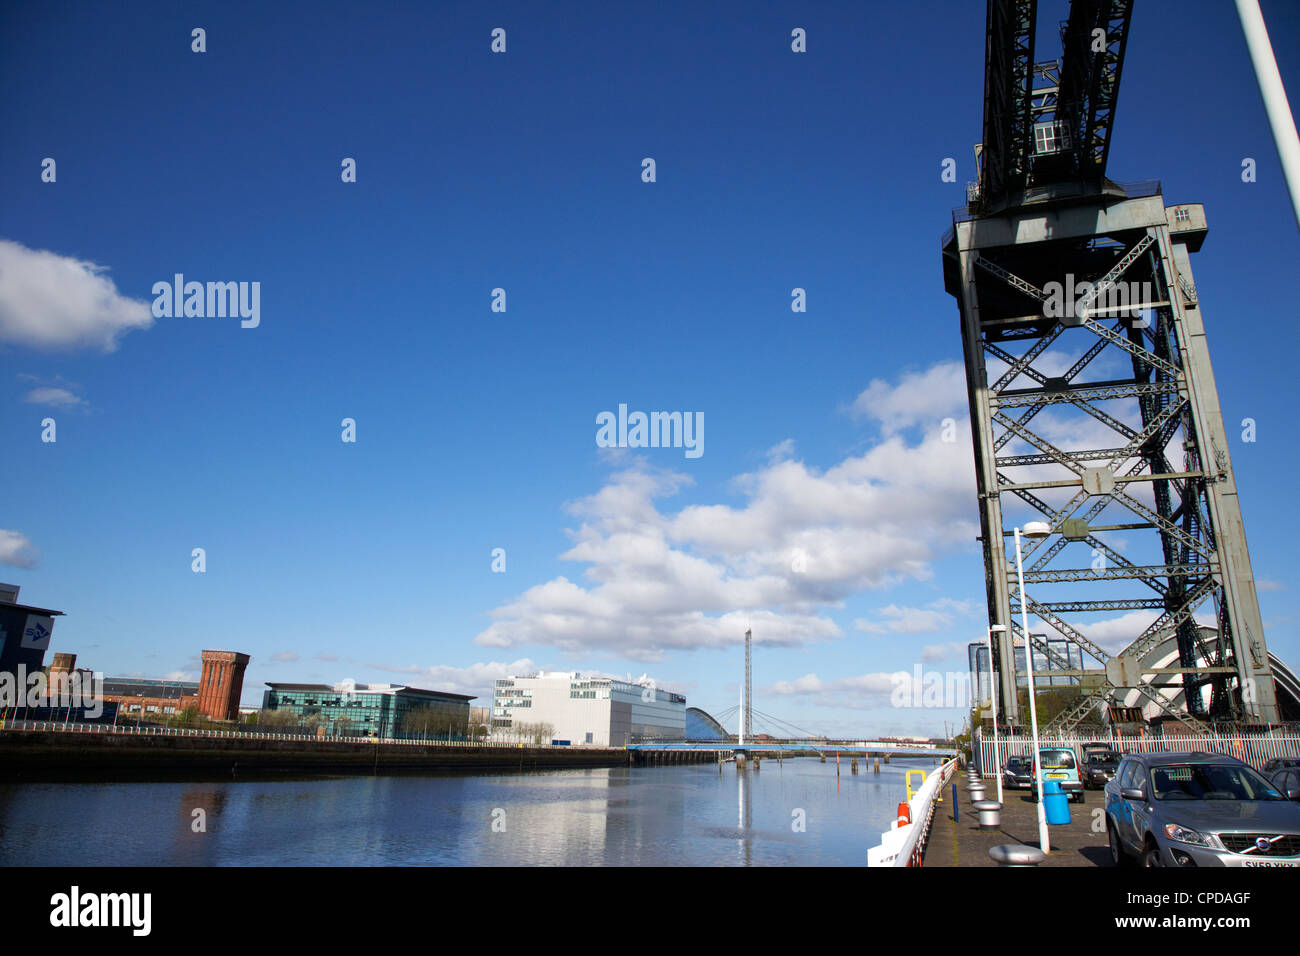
[737,762,752,866]
[0,758,937,866]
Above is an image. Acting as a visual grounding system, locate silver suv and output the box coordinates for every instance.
[1105,751,1300,867]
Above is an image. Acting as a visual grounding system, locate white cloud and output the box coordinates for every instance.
[0,529,37,568]
[1257,579,1284,593]
[22,386,86,409]
[475,363,981,659]
[854,597,977,636]
[765,439,796,464]
[369,658,540,700]
[763,672,903,710]
[0,239,153,351]
[762,669,972,711]
[857,604,951,635]
[1041,609,1220,657]
[921,641,970,663]
[270,651,300,662]
[849,361,966,434]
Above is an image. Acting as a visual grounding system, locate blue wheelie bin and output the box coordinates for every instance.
[1042,779,1071,825]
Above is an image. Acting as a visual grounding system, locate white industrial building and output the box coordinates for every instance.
[492,672,686,747]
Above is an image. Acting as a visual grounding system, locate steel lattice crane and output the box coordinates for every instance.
[946,0,1281,732]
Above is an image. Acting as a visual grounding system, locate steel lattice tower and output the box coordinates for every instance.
[944,0,1281,732]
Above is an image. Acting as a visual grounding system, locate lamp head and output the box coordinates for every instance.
[1021,521,1051,539]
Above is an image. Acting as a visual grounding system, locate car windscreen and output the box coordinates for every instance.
[1089,753,1120,765]
[1039,749,1075,769]
[1149,764,1285,801]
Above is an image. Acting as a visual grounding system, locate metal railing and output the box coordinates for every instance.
[867,757,959,867]
[0,719,588,748]
[974,729,1300,775]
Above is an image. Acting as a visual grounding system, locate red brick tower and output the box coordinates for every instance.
[197,650,250,720]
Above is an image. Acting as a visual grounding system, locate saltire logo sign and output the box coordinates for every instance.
[20,615,54,650]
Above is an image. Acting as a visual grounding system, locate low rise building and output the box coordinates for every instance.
[492,672,686,746]
[0,583,64,682]
[99,649,250,721]
[101,677,199,719]
[262,679,474,738]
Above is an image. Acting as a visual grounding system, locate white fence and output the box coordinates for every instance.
[974,729,1300,775]
[867,757,959,867]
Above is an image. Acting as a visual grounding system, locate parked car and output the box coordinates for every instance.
[1029,747,1084,803]
[1105,751,1300,867]
[1261,757,1300,775]
[1083,750,1122,790]
[1270,767,1300,802]
[1003,755,1034,790]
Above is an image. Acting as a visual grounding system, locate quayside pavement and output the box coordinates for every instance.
[923,772,1112,867]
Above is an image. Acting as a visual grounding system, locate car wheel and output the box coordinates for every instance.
[1108,819,1132,867]
[1075,791,1085,805]
[1140,839,1163,868]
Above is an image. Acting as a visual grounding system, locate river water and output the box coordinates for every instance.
[0,755,943,866]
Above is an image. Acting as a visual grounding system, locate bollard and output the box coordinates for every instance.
[972,800,1002,831]
[873,758,880,774]
[952,784,959,822]
[989,844,1045,867]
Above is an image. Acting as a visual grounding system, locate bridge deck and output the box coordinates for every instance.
[925,773,1111,867]
[626,742,957,758]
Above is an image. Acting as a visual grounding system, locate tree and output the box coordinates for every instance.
[398,704,464,740]
[1013,686,1105,730]
[256,707,309,729]
[512,721,555,745]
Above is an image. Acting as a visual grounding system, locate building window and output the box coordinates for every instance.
[1033,121,1071,155]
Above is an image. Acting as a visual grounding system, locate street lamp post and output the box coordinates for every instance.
[1014,521,1052,854]
[987,623,1007,805]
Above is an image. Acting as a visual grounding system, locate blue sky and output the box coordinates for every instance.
[2,0,1298,736]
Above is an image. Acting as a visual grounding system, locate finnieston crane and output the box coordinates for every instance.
[944,0,1282,732]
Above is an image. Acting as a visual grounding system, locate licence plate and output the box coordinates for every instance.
[1048,773,1066,779]
[1242,859,1299,867]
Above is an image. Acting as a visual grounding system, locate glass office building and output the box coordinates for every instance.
[263,679,473,738]
[968,635,1086,704]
